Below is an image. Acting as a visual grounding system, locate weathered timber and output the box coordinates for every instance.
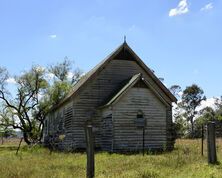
[207,122,217,164]
[43,42,176,152]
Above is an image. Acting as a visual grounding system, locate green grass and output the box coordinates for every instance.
[0,139,222,178]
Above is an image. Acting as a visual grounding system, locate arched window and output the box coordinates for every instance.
[137,110,144,119]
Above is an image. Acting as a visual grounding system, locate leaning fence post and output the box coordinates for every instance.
[16,137,23,155]
[207,122,217,164]
[85,125,95,178]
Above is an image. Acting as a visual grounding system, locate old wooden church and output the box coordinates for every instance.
[43,42,177,152]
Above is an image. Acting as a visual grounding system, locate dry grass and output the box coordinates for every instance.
[0,139,222,178]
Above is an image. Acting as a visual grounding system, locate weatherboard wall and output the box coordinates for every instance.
[111,87,167,151]
[44,57,174,151]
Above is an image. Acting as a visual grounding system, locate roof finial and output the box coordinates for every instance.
[124,35,126,43]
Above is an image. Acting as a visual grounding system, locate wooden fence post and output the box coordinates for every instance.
[1,134,3,145]
[201,124,204,156]
[85,125,95,178]
[16,137,23,155]
[207,122,217,164]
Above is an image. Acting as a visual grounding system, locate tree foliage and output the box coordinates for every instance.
[45,59,83,105]
[0,59,83,145]
[0,66,48,144]
[169,85,182,99]
[180,84,206,136]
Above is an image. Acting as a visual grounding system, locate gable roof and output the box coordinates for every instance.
[100,73,171,108]
[52,42,177,111]
[101,73,142,108]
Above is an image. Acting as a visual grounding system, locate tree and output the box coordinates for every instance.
[173,114,189,138]
[215,96,222,121]
[0,66,48,144]
[193,107,215,138]
[48,58,72,82]
[199,107,215,122]
[0,125,15,144]
[46,59,83,105]
[180,84,206,136]
[169,85,182,99]
[0,125,6,144]
[0,59,83,145]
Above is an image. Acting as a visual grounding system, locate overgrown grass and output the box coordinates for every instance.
[0,139,222,178]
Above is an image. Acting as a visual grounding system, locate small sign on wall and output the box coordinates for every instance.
[135,117,145,128]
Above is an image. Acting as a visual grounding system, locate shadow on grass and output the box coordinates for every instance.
[59,147,173,156]
[208,161,221,166]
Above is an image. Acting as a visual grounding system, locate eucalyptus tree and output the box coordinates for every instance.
[180,84,206,136]
[0,59,83,145]
[0,66,48,144]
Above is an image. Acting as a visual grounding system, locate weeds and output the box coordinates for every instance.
[0,139,222,178]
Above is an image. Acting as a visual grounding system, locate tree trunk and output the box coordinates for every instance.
[23,132,31,145]
[1,135,3,145]
[191,118,194,138]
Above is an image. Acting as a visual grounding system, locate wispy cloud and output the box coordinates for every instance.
[201,3,213,11]
[6,77,16,84]
[169,0,189,17]
[49,34,57,39]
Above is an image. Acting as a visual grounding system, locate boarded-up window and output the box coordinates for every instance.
[58,112,64,131]
[64,106,73,129]
[48,115,51,134]
[101,114,113,151]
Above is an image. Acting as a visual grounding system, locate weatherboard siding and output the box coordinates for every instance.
[112,87,167,151]
[44,57,174,151]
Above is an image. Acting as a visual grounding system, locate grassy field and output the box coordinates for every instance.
[0,139,222,178]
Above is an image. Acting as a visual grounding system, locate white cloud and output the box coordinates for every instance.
[6,77,16,84]
[201,3,213,11]
[67,72,73,79]
[49,34,57,39]
[173,97,218,120]
[169,0,189,17]
[46,72,55,80]
[197,98,217,111]
[178,91,183,98]
[38,93,44,100]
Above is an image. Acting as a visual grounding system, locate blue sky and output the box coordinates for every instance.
[0,0,221,98]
